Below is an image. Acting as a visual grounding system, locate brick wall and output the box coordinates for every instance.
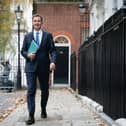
[36,3,81,53]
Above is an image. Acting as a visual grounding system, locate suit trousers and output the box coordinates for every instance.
[26,70,49,116]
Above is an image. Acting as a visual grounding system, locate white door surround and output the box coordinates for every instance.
[51,35,71,87]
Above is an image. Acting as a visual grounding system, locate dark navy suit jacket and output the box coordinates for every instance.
[21,31,57,73]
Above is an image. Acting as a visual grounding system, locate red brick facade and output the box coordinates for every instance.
[35,3,81,53]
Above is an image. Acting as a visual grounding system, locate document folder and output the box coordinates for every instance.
[28,40,39,54]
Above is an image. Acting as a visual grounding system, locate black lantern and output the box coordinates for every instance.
[79,3,86,13]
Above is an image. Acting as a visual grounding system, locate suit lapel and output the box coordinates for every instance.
[28,32,34,46]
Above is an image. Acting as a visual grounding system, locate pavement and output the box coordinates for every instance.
[0,89,26,121]
[0,88,108,126]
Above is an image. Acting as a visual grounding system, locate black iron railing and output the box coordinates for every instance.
[78,8,126,119]
[0,58,25,91]
[70,52,76,91]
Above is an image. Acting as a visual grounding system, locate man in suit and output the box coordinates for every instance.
[21,14,57,125]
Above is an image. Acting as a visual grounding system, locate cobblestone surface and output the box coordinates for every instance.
[0,88,108,126]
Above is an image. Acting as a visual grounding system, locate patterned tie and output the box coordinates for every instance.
[36,32,39,46]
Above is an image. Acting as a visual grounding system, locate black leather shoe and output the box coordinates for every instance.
[25,116,35,125]
[41,109,47,118]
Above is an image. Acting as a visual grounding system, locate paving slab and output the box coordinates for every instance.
[0,88,107,126]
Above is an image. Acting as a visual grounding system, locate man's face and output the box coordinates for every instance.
[32,16,42,31]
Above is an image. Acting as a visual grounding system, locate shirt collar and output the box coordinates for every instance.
[34,30,42,34]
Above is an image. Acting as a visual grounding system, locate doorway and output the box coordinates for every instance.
[51,35,71,86]
[54,46,69,84]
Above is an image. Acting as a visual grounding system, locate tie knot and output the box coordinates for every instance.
[36,32,39,35]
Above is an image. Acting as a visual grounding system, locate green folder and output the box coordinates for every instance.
[28,40,39,54]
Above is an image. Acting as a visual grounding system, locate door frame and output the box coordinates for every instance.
[51,36,71,87]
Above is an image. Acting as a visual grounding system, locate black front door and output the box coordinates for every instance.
[54,46,69,84]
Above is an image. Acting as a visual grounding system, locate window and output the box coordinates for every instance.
[55,36,69,44]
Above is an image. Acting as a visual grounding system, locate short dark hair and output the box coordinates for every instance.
[32,14,43,23]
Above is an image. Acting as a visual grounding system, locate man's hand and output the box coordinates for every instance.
[27,53,36,60]
[50,63,56,71]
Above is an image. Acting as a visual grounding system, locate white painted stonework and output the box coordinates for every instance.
[89,0,123,35]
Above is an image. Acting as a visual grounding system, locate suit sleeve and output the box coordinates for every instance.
[21,35,29,60]
[48,33,57,64]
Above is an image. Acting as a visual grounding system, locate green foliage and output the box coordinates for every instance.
[0,0,13,53]
[38,0,84,2]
